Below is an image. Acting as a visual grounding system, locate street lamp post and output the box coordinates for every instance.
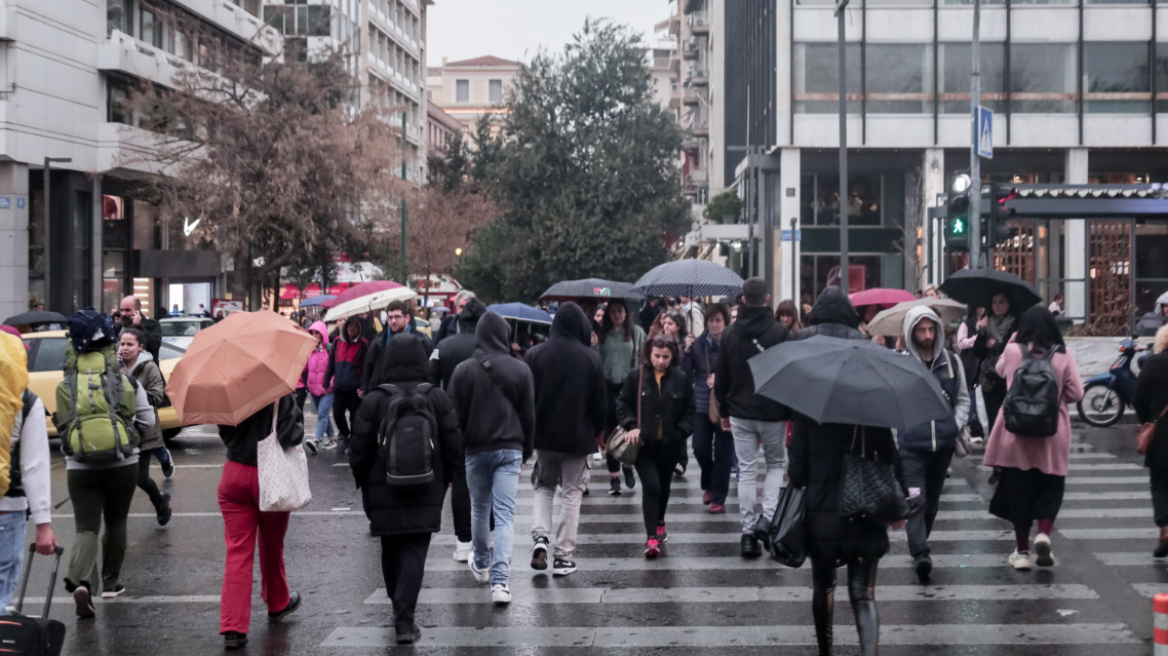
[43,156,73,311]
[401,112,409,273]
[835,0,849,294]
[969,0,983,269]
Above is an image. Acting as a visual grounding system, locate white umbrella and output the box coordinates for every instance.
[865,298,968,338]
[324,286,417,323]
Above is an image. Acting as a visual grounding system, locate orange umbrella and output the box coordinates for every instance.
[165,311,317,426]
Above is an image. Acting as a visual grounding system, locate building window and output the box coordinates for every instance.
[1083,42,1151,113]
[794,43,861,114]
[73,192,93,311]
[107,0,131,36]
[102,196,127,312]
[1158,44,1168,113]
[939,43,1007,113]
[1010,43,1077,113]
[107,85,130,124]
[456,79,470,102]
[139,5,164,49]
[263,4,330,37]
[489,79,503,103]
[865,44,932,114]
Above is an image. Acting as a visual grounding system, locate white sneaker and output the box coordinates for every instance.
[452,540,472,562]
[1034,533,1054,567]
[469,558,490,584]
[1009,550,1031,570]
[491,584,511,605]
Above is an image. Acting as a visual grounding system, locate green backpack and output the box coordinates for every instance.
[55,342,139,463]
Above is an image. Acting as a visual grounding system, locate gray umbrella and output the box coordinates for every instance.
[630,259,744,299]
[748,335,952,428]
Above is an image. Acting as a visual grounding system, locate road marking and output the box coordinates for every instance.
[320,623,1138,648]
[1067,463,1142,471]
[936,508,1148,520]
[19,595,219,604]
[419,554,1013,571]
[426,530,1015,546]
[1067,452,1117,459]
[1134,583,1168,597]
[1093,552,1167,566]
[1064,477,1148,486]
[1059,528,1159,540]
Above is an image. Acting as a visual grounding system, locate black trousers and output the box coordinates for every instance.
[901,447,955,558]
[634,440,680,537]
[1152,465,1168,528]
[989,466,1066,526]
[811,557,880,656]
[332,390,362,439]
[380,533,432,629]
[692,414,734,504]
[137,452,165,508]
[451,469,472,543]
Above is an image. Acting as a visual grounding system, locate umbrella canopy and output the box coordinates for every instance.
[939,268,1041,311]
[540,279,642,302]
[4,311,68,327]
[630,260,745,299]
[748,335,952,429]
[324,281,416,322]
[848,288,916,309]
[865,298,969,338]
[429,306,451,314]
[297,295,335,309]
[1156,292,1168,309]
[486,303,553,325]
[165,311,317,426]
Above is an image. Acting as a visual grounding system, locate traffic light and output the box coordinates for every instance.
[987,183,1016,245]
[946,173,971,248]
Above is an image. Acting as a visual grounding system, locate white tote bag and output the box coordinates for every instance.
[257,402,312,512]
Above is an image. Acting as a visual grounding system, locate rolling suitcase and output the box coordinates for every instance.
[0,544,66,655]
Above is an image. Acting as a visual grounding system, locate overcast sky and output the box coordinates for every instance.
[427,0,671,67]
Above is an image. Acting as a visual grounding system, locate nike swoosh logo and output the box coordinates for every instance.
[183,217,201,236]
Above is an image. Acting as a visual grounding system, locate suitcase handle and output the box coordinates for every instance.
[15,543,65,618]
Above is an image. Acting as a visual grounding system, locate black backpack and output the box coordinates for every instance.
[1002,344,1061,438]
[376,384,439,486]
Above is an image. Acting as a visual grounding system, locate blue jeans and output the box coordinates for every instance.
[465,449,522,585]
[311,393,335,439]
[152,445,172,466]
[0,511,28,611]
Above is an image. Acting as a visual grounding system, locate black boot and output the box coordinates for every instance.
[812,584,834,656]
[155,492,172,526]
[852,599,879,656]
[740,534,761,558]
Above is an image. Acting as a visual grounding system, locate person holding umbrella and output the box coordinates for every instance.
[598,299,646,496]
[974,293,1021,433]
[681,303,734,513]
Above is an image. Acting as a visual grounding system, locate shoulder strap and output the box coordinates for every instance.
[20,389,34,424]
[637,366,643,431]
[1017,343,1030,360]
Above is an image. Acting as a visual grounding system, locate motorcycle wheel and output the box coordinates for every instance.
[1076,382,1125,427]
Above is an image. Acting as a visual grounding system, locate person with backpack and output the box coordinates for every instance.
[448,312,535,605]
[326,317,369,452]
[118,326,173,526]
[524,303,606,576]
[983,306,1084,571]
[349,332,464,644]
[55,309,154,617]
[363,300,434,394]
[898,306,969,583]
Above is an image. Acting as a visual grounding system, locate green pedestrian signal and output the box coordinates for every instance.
[947,214,968,247]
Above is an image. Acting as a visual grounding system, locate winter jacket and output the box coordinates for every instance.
[326,318,369,393]
[448,312,536,461]
[598,325,646,386]
[788,416,906,564]
[793,287,868,342]
[713,304,790,421]
[363,318,433,393]
[217,393,304,467]
[681,331,720,413]
[525,303,607,457]
[435,312,463,344]
[982,339,1085,477]
[429,299,488,389]
[1136,351,1168,471]
[304,321,330,397]
[349,333,464,537]
[898,306,970,453]
[616,365,695,446]
[125,350,166,452]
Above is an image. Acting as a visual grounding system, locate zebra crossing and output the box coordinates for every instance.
[316,441,1163,652]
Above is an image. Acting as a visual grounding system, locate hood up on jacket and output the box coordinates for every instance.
[903,306,945,364]
[340,316,363,343]
[129,349,154,372]
[308,320,330,348]
[807,287,860,329]
[370,332,429,387]
[734,304,778,339]
[458,298,488,332]
[474,312,512,357]
[550,302,591,347]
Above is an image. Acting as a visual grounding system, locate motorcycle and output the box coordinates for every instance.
[1076,338,1147,427]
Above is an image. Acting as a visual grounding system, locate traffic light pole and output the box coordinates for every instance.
[968,0,982,270]
[837,0,849,294]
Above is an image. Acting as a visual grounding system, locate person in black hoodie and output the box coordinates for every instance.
[349,333,463,644]
[523,303,606,576]
[794,287,868,341]
[448,312,536,605]
[713,277,790,557]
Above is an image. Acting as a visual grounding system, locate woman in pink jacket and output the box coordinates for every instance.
[983,306,1084,571]
[303,321,336,451]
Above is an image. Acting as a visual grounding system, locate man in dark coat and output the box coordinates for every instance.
[435,290,477,344]
[364,301,434,393]
[115,295,163,365]
[794,286,868,341]
[713,277,790,557]
[429,298,488,390]
[349,333,463,645]
[523,303,606,576]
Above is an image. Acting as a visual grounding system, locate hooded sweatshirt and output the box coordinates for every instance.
[898,306,970,452]
[794,287,868,341]
[326,317,368,392]
[713,303,790,421]
[305,321,330,396]
[124,349,165,451]
[429,298,488,389]
[525,303,607,456]
[448,312,536,461]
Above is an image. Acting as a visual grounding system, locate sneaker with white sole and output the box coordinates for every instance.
[304,440,318,454]
[552,559,577,576]
[531,537,549,571]
[469,558,490,584]
[1009,550,1032,570]
[1034,533,1054,567]
[74,586,95,618]
[491,584,511,605]
[452,540,472,562]
[101,584,125,599]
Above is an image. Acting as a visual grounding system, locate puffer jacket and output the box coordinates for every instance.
[898,306,970,452]
[794,287,869,341]
[126,350,165,451]
[305,321,330,397]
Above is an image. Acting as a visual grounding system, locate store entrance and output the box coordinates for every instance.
[167,281,213,317]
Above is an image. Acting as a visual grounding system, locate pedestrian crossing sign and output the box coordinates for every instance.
[977,106,993,159]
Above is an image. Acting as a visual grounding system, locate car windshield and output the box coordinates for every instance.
[29,337,184,371]
[160,343,185,359]
[161,321,203,337]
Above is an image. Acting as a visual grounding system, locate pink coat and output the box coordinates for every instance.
[982,339,1085,477]
[304,321,331,396]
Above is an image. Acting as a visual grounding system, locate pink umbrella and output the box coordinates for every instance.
[848,288,917,309]
[322,281,404,309]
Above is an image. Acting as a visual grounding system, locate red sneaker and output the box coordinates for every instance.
[709,503,725,514]
[644,539,660,558]
[702,490,712,505]
[656,524,668,543]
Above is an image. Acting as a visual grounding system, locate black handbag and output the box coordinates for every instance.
[839,426,908,528]
[765,485,807,568]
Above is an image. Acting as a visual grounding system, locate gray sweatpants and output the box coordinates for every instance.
[730,418,787,535]
[531,450,589,560]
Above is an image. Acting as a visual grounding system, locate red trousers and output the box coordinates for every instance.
[218,460,292,634]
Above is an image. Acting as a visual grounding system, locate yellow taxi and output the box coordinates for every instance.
[21,331,185,440]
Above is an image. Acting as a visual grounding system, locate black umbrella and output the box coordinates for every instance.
[540,279,642,302]
[939,268,1042,311]
[630,259,745,299]
[4,310,68,327]
[748,335,952,429]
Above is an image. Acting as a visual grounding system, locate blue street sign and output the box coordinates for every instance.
[16,197,24,209]
[977,106,993,159]
[781,230,802,242]
[0,198,9,210]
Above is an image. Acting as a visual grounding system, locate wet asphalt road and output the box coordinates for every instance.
[17,415,1165,655]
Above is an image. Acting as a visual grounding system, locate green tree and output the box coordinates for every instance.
[703,190,743,224]
[455,20,689,302]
